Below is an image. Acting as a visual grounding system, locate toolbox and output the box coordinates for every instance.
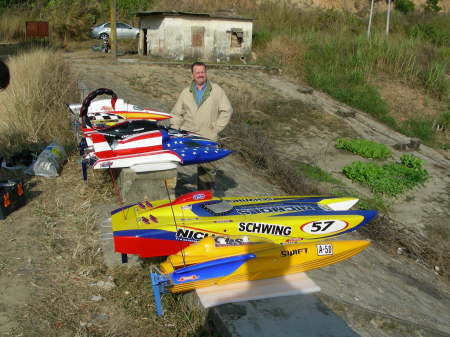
[0,180,26,220]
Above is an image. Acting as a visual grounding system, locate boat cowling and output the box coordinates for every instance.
[169,190,213,206]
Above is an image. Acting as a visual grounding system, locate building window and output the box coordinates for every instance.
[230,29,243,48]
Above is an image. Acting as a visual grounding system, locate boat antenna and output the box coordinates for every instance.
[164,179,186,267]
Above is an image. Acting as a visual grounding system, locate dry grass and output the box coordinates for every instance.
[223,89,322,195]
[359,215,450,280]
[0,49,77,155]
[0,11,27,42]
[10,158,212,336]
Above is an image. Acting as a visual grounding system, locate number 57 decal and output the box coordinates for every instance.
[301,220,348,234]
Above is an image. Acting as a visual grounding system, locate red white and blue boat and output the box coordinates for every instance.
[68,89,231,177]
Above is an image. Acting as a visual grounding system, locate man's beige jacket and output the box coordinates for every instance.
[170,81,233,141]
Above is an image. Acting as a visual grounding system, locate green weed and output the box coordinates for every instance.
[400,117,436,142]
[395,0,415,14]
[336,138,392,159]
[421,61,449,99]
[298,163,341,184]
[342,155,428,197]
[409,14,450,46]
[303,35,391,121]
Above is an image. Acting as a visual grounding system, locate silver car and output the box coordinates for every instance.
[90,22,139,40]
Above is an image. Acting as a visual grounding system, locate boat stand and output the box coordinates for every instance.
[150,269,170,316]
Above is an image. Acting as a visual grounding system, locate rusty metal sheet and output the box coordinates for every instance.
[26,21,49,38]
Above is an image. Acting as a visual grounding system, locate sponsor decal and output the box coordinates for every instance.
[100,161,113,167]
[236,204,316,215]
[316,244,333,256]
[176,228,209,242]
[133,105,144,111]
[177,275,199,282]
[285,238,303,243]
[193,193,205,200]
[232,198,275,203]
[301,220,348,234]
[238,222,292,236]
[281,248,308,257]
[214,236,248,247]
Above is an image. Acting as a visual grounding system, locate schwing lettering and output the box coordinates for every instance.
[238,222,292,236]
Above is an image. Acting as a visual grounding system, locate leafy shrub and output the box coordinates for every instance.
[395,0,415,14]
[342,155,428,197]
[336,138,392,159]
[400,154,425,170]
[423,0,442,13]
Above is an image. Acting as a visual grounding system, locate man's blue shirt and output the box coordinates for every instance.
[194,82,207,106]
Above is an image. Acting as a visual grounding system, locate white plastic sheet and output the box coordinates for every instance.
[196,272,320,308]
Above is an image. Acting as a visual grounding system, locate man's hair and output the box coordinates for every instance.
[191,61,206,73]
[0,60,10,90]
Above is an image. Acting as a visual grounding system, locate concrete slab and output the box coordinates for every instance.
[95,204,140,267]
[210,294,360,337]
[116,167,177,203]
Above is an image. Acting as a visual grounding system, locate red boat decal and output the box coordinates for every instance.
[177,275,199,282]
[114,236,190,258]
[96,145,164,158]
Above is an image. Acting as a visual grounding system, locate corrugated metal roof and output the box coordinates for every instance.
[135,11,253,21]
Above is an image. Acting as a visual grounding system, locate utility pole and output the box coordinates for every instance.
[110,0,117,60]
[386,0,392,36]
[367,0,375,38]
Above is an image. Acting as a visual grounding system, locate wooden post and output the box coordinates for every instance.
[110,0,117,60]
[367,0,375,38]
[138,16,144,56]
[386,0,392,36]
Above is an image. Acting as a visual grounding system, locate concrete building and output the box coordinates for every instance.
[136,11,253,62]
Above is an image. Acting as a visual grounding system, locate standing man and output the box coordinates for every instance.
[171,62,233,191]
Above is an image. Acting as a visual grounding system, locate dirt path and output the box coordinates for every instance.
[266,77,450,238]
[0,51,448,337]
[70,53,450,336]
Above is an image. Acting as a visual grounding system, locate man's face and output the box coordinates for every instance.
[192,65,207,86]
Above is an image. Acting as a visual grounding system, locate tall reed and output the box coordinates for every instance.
[0,11,27,42]
[0,49,77,155]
